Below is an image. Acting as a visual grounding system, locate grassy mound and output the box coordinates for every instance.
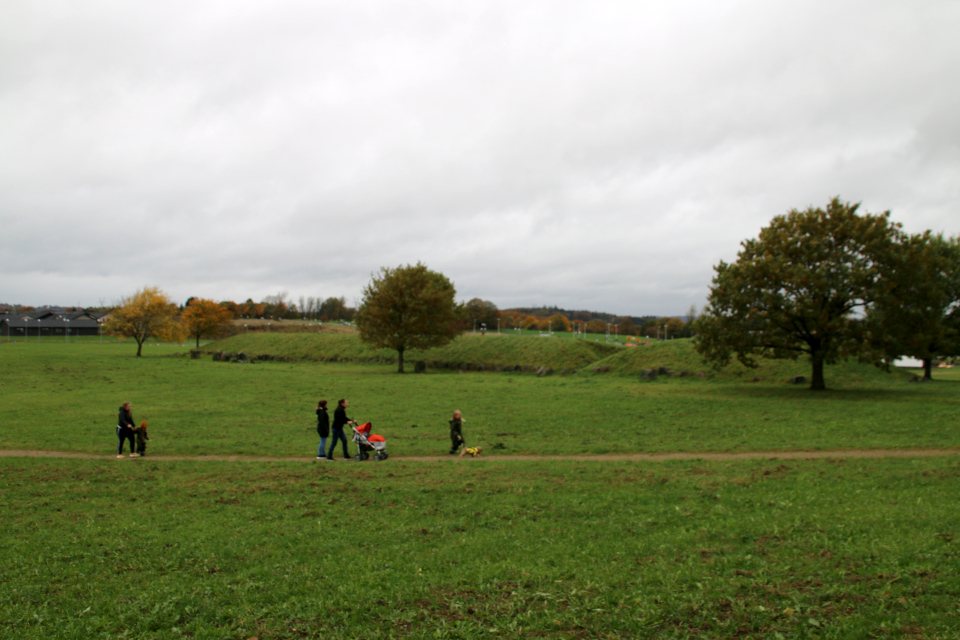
[591,338,908,385]
[204,333,617,370]
[203,333,907,386]
[421,333,616,369]
[204,333,389,361]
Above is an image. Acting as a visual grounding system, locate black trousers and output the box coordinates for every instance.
[117,427,135,454]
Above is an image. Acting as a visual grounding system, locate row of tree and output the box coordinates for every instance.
[465,298,692,337]
[210,294,356,322]
[103,279,684,362]
[103,290,235,355]
[695,197,960,389]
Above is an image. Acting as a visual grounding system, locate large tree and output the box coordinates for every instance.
[870,233,960,379]
[181,298,235,348]
[103,287,184,356]
[695,197,904,390]
[355,263,461,373]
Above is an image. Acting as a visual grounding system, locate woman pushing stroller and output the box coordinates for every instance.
[327,399,356,461]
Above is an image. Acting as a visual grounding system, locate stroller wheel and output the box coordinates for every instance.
[375,452,388,461]
[353,453,363,461]
[361,452,370,461]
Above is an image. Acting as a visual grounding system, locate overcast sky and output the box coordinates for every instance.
[2,1,958,316]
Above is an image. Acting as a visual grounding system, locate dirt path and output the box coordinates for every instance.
[1,448,958,463]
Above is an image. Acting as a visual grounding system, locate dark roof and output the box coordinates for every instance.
[0,314,101,329]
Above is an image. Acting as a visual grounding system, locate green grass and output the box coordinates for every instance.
[3,342,959,638]
[204,332,620,371]
[203,332,916,385]
[1,343,958,457]
[2,456,958,639]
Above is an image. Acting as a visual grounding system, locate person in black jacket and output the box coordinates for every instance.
[315,399,330,460]
[116,402,138,458]
[327,399,356,461]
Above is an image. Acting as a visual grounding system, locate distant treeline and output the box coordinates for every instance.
[5,297,693,339]
[504,306,656,325]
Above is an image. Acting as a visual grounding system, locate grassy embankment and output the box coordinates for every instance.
[204,332,896,381]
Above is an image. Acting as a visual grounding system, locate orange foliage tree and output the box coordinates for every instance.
[182,298,235,348]
[103,287,184,356]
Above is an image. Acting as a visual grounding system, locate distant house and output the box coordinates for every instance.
[0,310,104,339]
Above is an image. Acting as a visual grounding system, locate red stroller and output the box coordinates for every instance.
[351,422,388,461]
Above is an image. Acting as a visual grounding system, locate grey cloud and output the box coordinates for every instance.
[2,0,958,314]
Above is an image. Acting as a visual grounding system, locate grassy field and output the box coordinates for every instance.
[2,342,959,638]
[0,342,957,457]
[2,456,959,639]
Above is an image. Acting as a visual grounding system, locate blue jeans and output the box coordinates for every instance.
[317,437,327,458]
[328,429,349,459]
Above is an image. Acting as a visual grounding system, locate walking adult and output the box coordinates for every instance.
[315,399,330,460]
[449,409,465,455]
[116,402,138,458]
[327,398,356,461]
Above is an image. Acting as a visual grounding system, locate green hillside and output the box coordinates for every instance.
[203,333,617,370]
[202,333,907,386]
[589,338,908,385]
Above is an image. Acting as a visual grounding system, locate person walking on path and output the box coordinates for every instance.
[449,410,465,455]
[327,399,356,461]
[116,402,138,458]
[135,421,150,456]
[315,399,330,460]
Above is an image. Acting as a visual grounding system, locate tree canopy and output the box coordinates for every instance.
[695,197,904,390]
[103,287,184,356]
[181,298,234,348]
[869,233,960,379]
[464,298,499,331]
[355,263,461,373]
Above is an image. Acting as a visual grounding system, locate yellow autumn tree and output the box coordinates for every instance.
[103,287,184,356]
[181,298,234,348]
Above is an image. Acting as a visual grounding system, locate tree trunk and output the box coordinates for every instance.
[196,335,201,349]
[397,348,405,373]
[810,352,826,390]
[136,339,144,357]
[923,358,933,380]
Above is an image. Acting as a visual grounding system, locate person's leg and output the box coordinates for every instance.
[318,437,327,458]
[126,431,137,455]
[328,430,343,459]
[339,430,349,458]
[117,427,124,455]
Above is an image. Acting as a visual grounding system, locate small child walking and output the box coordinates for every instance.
[449,410,465,455]
[136,421,150,457]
